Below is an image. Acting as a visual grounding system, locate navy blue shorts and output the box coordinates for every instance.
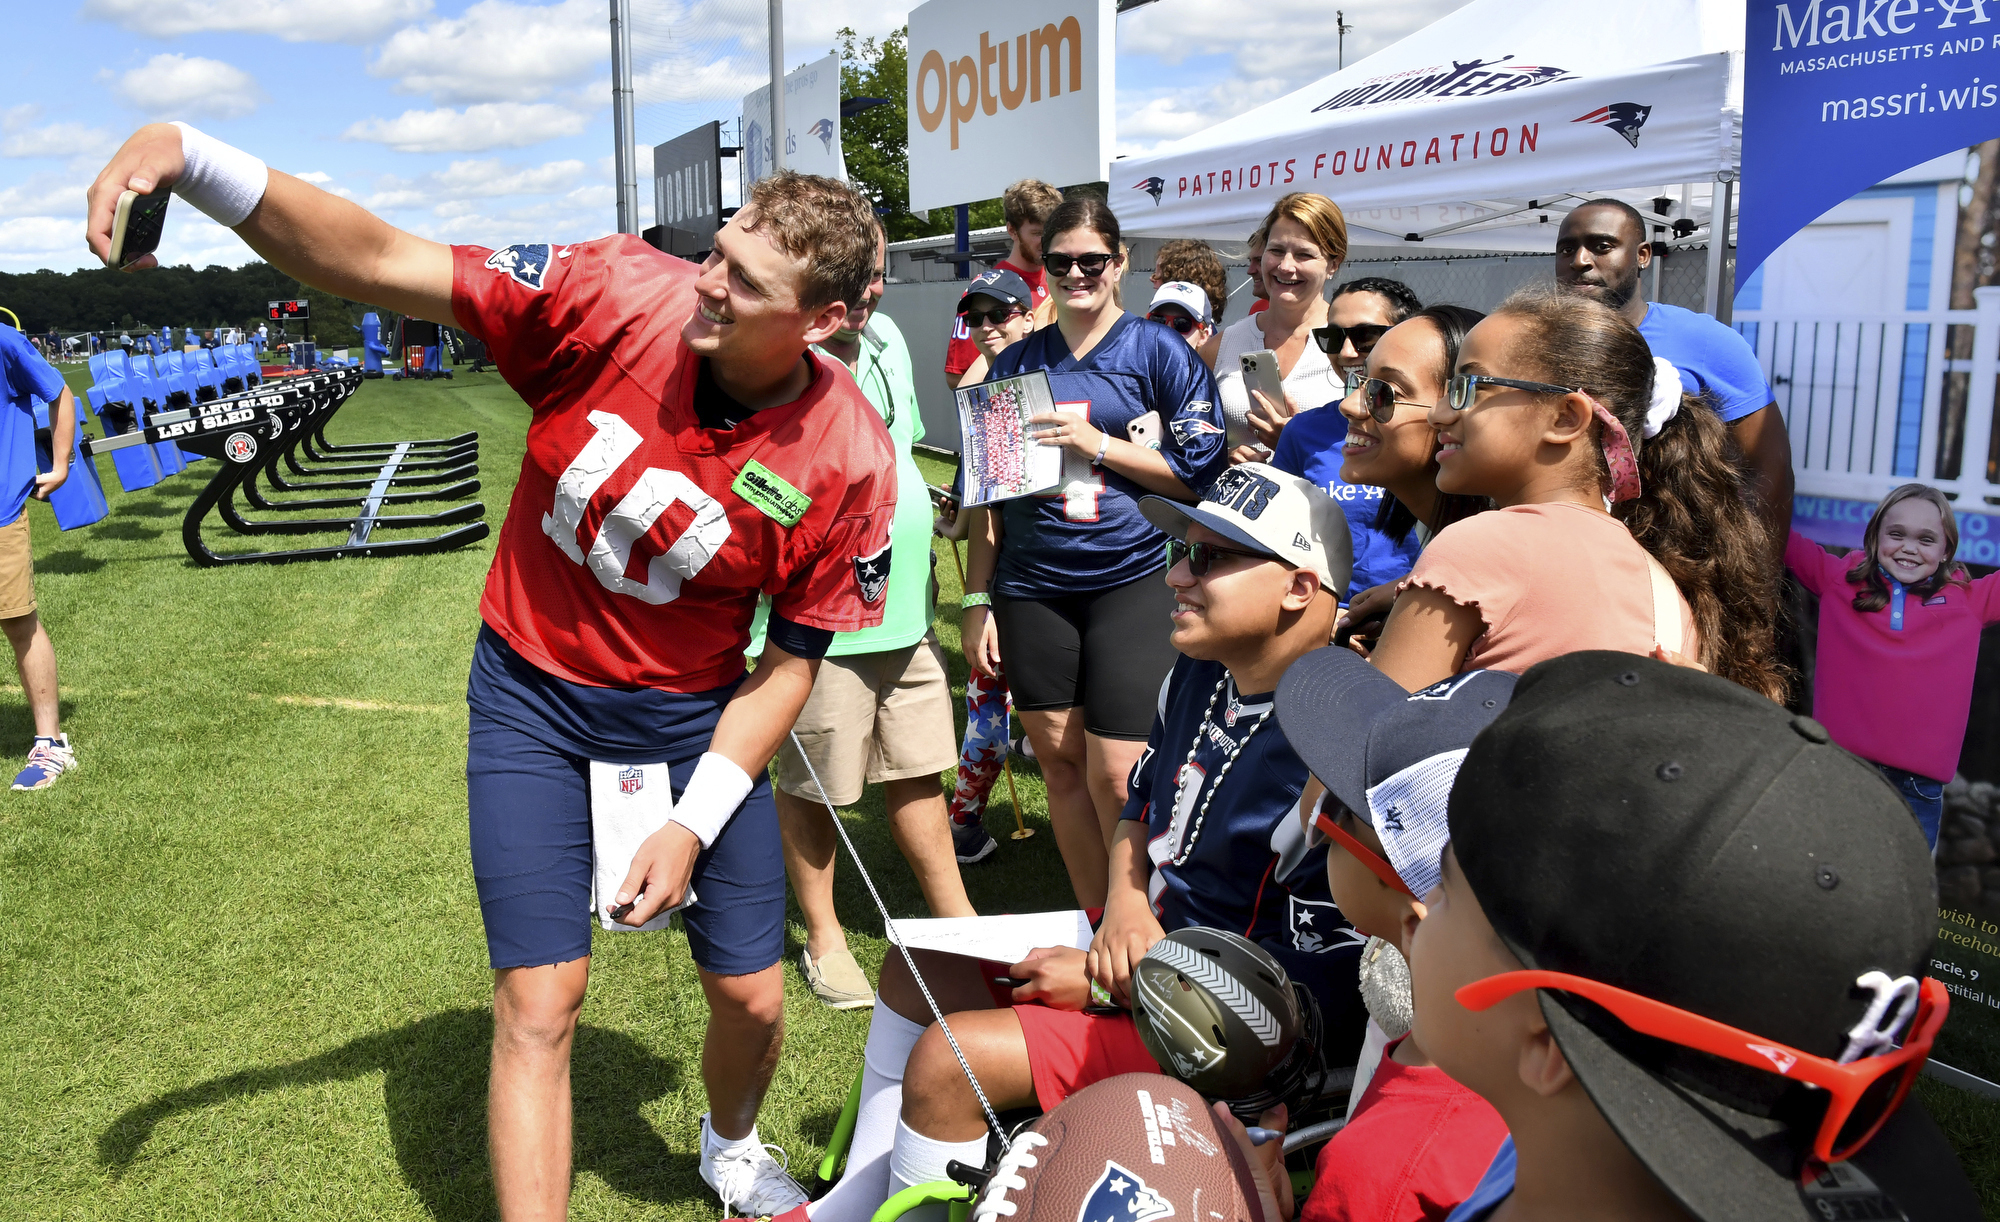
[465,626,787,975]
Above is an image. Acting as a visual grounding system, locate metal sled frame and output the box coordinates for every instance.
[84,373,489,566]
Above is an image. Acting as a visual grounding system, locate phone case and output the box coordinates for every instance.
[1125,411,1161,451]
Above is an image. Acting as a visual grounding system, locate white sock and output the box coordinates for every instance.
[809,1007,926,1222]
[888,1118,987,1222]
[703,1112,762,1161]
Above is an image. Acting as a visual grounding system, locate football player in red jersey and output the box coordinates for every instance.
[87,123,896,1221]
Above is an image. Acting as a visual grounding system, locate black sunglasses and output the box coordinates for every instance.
[1352,376,1438,423]
[1312,323,1392,358]
[1445,374,1582,412]
[1167,538,1279,576]
[959,305,1026,327]
[1147,310,1202,335]
[1044,251,1116,277]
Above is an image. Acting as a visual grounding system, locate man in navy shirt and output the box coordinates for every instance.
[1555,199,1792,548]
[0,326,78,790]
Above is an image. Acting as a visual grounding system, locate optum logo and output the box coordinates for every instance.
[915,18,1085,150]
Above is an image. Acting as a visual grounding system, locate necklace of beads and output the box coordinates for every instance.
[1171,674,1271,866]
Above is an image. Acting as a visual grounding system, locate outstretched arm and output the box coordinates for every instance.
[86,123,457,328]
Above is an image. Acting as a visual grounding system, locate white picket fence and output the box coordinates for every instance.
[1733,284,2000,507]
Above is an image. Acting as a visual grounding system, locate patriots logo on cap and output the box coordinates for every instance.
[808,117,837,153]
[1134,176,1166,205]
[1078,1161,1174,1222]
[486,243,553,290]
[853,543,892,604]
[1411,672,1482,701]
[1572,102,1652,148]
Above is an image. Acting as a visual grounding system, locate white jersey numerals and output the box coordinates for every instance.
[1050,399,1101,522]
[541,409,732,605]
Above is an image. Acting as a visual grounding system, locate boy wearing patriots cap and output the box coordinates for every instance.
[1413,652,1978,1221]
[795,465,1365,1222]
[1273,649,1514,1222]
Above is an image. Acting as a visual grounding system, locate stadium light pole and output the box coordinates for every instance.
[769,0,785,173]
[610,0,639,233]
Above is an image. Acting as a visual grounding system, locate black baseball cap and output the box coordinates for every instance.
[1450,651,1975,1221]
[958,268,1033,311]
[1275,649,1514,897]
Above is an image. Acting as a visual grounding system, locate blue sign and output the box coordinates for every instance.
[1740,0,2000,287]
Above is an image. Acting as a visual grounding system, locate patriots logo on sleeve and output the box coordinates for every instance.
[1078,1161,1174,1222]
[853,542,892,604]
[486,243,554,290]
[1168,414,1223,446]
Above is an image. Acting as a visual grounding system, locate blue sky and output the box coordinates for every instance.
[0,0,1468,275]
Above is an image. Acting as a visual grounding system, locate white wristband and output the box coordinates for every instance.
[669,752,755,848]
[169,121,268,228]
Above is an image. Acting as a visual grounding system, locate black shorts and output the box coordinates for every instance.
[992,568,1178,740]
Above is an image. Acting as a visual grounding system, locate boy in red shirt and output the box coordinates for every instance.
[1273,652,1512,1222]
[942,179,1062,388]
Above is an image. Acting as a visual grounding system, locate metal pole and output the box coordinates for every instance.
[768,0,785,174]
[610,0,638,234]
[1702,176,1725,319]
[1715,173,1737,325]
[954,203,970,279]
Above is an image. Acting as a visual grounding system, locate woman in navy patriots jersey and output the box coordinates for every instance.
[960,198,1228,906]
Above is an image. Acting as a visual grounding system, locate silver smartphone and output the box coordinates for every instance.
[109,188,172,269]
[1240,349,1286,410]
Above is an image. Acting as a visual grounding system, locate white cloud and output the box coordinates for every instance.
[82,0,433,45]
[1119,0,1470,83]
[342,102,591,153]
[2,122,119,161]
[0,175,83,220]
[632,56,767,106]
[370,0,605,104]
[360,156,591,215]
[0,216,81,259]
[116,54,266,121]
[293,171,333,184]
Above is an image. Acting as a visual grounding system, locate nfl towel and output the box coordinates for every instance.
[588,760,697,932]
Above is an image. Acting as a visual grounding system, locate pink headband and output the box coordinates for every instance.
[1591,399,1642,503]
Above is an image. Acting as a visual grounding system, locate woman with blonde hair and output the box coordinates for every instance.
[1214,193,1350,461]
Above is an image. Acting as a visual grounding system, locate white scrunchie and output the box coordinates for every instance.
[1644,357,1683,439]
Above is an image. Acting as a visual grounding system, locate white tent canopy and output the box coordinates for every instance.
[1111,0,1745,254]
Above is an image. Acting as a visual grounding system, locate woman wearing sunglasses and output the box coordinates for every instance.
[951,268,1041,388]
[1213,194,1348,461]
[960,196,1227,907]
[1364,286,1784,700]
[1304,305,1492,650]
[1248,278,1425,457]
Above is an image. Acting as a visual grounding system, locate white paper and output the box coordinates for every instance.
[955,369,1066,506]
[588,760,696,932]
[885,910,1094,965]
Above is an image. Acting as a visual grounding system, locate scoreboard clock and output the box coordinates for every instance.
[267,299,310,321]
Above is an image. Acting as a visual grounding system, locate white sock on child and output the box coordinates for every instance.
[702,1112,763,1161]
[887,1118,988,1222]
[808,1007,927,1222]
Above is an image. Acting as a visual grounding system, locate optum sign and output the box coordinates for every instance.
[906,0,1114,212]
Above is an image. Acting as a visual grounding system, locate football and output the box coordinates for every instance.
[970,1074,1266,1222]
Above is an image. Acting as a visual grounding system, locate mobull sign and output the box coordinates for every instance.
[906,0,1114,213]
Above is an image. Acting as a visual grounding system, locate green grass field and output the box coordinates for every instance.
[3,365,1996,1218]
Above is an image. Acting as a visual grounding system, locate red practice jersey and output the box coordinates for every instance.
[453,236,896,691]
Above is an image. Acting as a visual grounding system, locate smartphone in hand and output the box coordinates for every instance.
[1240,349,1286,414]
[109,189,172,269]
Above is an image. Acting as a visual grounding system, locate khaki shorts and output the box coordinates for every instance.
[0,513,35,619]
[775,636,958,807]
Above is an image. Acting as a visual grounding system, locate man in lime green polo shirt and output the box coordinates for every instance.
[767,218,975,1009]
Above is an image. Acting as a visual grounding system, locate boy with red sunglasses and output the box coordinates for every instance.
[1408,651,1975,1221]
[1273,651,1514,1222]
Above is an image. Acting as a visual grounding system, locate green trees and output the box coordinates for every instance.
[836,26,1004,241]
[0,261,372,339]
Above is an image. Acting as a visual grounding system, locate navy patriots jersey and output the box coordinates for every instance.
[1120,655,1364,1022]
[989,315,1226,599]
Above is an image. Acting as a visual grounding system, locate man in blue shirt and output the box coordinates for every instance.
[1555,200,1793,550]
[0,326,78,790]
